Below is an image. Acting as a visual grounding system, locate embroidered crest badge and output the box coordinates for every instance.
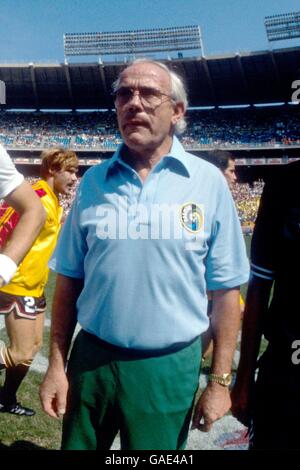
[180,202,204,233]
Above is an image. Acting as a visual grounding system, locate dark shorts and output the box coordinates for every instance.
[0,291,46,320]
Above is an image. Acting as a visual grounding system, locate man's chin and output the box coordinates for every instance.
[123,130,149,147]
[61,187,72,196]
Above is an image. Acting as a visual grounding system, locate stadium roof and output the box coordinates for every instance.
[1,46,300,109]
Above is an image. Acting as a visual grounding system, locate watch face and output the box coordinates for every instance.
[209,373,232,386]
[224,374,232,386]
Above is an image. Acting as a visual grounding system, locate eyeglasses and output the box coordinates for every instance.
[112,86,174,109]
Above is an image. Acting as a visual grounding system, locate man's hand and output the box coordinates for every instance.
[191,382,231,432]
[39,366,69,419]
[231,379,254,427]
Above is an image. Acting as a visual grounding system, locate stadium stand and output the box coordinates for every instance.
[1,47,300,109]
[0,104,299,151]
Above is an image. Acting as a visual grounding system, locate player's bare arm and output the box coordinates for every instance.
[40,274,83,418]
[0,181,45,287]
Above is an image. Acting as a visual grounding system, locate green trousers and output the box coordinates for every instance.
[62,330,201,450]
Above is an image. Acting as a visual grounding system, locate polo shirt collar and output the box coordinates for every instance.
[105,136,191,180]
[105,144,130,179]
[163,136,192,177]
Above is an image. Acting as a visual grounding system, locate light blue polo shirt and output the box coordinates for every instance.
[50,137,249,351]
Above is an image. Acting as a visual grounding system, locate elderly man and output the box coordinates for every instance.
[40,59,249,450]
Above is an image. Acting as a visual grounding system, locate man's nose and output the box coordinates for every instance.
[127,90,143,108]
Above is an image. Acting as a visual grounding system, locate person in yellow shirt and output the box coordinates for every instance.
[0,148,78,416]
[0,144,45,287]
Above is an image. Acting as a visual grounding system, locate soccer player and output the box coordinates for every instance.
[0,148,78,416]
[209,150,237,187]
[0,144,45,287]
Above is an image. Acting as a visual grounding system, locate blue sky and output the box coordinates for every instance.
[0,0,300,62]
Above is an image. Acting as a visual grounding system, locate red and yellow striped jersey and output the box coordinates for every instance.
[0,180,63,297]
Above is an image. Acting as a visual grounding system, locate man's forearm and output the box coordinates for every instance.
[49,274,83,370]
[231,277,272,425]
[3,181,45,265]
[192,288,241,431]
[40,274,83,418]
[210,288,241,374]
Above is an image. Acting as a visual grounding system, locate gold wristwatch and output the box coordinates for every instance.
[208,373,232,387]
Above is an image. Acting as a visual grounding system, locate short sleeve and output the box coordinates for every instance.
[250,180,278,281]
[0,146,24,198]
[205,181,249,290]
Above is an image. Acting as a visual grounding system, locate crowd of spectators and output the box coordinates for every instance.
[231,180,264,233]
[183,106,300,148]
[0,111,122,150]
[0,105,299,150]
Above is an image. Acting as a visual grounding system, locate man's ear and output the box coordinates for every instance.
[171,101,185,126]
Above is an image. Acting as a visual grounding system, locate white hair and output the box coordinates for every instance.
[112,58,188,135]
